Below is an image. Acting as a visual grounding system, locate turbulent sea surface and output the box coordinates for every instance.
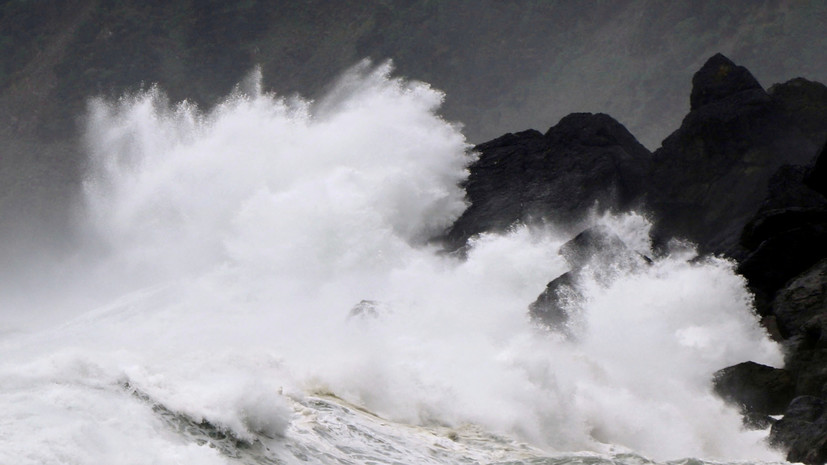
[0,63,787,464]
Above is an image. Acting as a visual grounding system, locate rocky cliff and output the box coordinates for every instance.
[446,53,827,464]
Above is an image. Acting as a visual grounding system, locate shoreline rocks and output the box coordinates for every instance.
[444,53,827,463]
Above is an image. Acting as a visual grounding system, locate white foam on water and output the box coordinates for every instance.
[0,62,785,464]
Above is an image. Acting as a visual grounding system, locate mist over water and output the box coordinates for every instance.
[0,63,785,464]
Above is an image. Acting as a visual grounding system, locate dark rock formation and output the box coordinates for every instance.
[647,54,827,256]
[529,272,580,334]
[444,113,651,251]
[807,142,827,197]
[718,135,827,463]
[445,52,827,462]
[737,165,827,313]
[773,259,827,339]
[712,361,795,419]
[689,53,765,111]
[558,226,635,270]
[770,78,827,152]
[529,225,648,334]
[771,396,827,465]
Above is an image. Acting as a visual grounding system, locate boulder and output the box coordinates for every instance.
[529,225,649,334]
[558,225,635,270]
[528,272,581,334]
[712,361,795,417]
[770,396,827,465]
[444,113,651,251]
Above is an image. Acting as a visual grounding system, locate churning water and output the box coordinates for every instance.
[0,62,786,464]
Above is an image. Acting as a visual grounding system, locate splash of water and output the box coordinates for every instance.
[0,62,784,464]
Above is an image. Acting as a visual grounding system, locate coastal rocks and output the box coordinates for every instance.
[443,52,827,462]
[712,361,795,420]
[444,113,651,251]
[529,225,648,334]
[772,259,827,339]
[737,164,827,312]
[806,142,827,197]
[720,140,827,463]
[647,54,827,255]
[558,225,636,271]
[770,396,827,465]
[769,77,827,151]
[688,53,765,111]
[528,271,580,335]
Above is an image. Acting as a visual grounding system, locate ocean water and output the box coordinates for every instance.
[0,62,787,464]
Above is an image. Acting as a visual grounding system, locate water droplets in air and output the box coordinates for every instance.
[0,61,784,465]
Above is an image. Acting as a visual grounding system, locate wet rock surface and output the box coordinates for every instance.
[447,53,827,463]
[444,113,651,251]
[712,361,795,417]
[770,396,827,465]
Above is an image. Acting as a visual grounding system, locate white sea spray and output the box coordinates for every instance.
[0,62,784,464]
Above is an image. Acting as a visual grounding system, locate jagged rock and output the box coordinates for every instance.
[444,113,651,251]
[647,54,827,256]
[787,349,827,400]
[689,53,765,111]
[712,361,795,417]
[737,164,827,314]
[740,164,827,253]
[529,272,581,334]
[783,316,827,398]
[772,259,827,339]
[770,396,827,465]
[738,225,827,304]
[741,206,827,253]
[769,78,827,149]
[529,226,648,334]
[753,164,827,216]
[559,226,633,269]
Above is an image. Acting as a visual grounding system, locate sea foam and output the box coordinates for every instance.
[0,62,784,464]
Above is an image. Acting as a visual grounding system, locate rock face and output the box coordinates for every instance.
[737,165,827,315]
[712,361,795,419]
[720,140,827,463]
[529,225,648,335]
[444,113,651,251]
[529,271,580,335]
[689,53,765,111]
[771,396,827,465]
[807,142,827,197]
[445,53,827,463]
[773,259,827,339]
[647,54,827,256]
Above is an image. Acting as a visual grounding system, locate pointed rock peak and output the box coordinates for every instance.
[690,53,764,111]
[545,113,648,153]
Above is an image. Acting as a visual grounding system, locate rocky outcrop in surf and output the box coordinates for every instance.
[443,113,651,252]
[445,53,827,464]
